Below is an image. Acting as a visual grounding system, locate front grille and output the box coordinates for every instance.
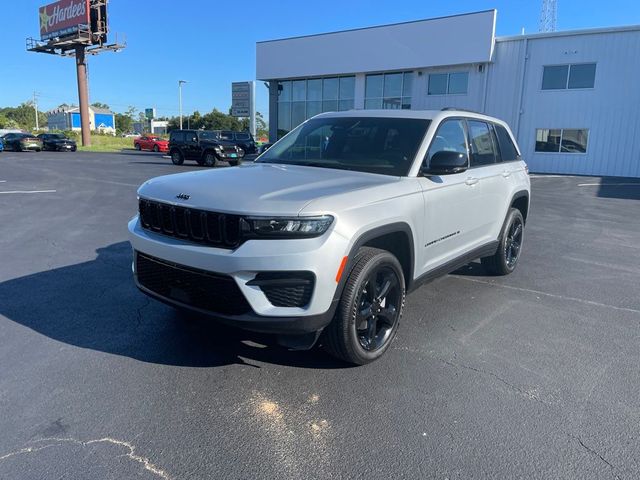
[139,199,242,249]
[249,272,315,308]
[136,252,251,316]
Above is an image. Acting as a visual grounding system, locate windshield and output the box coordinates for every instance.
[258,116,430,176]
[198,131,217,140]
[236,133,251,140]
[50,134,66,139]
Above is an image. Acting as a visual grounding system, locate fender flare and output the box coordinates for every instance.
[331,222,416,304]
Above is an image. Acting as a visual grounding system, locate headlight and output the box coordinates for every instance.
[242,215,334,238]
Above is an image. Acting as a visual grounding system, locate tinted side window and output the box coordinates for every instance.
[425,119,467,166]
[467,120,497,167]
[236,133,250,141]
[494,124,519,162]
[170,131,185,143]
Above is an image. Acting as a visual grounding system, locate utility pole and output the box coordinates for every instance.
[33,91,40,131]
[178,80,187,129]
[76,45,92,146]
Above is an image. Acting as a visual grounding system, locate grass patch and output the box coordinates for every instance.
[75,135,136,152]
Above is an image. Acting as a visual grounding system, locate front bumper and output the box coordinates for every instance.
[128,216,349,334]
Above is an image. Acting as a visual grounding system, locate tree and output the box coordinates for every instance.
[91,102,110,110]
[115,113,133,134]
[0,103,47,130]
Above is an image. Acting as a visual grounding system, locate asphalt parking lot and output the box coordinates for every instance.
[1,150,639,479]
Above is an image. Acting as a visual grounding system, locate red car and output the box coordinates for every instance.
[134,135,169,153]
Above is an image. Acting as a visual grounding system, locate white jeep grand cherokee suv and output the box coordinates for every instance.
[129,110,530,365]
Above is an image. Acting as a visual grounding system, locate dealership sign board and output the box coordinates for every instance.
[231,81,254,117]
[39,0,90,41]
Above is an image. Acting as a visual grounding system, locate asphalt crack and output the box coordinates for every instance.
[568,433,621,479]
[0,437,171,479]
[437,357,548,406]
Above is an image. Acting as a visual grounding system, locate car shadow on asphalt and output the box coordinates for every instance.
[595,177,640,200]
[0,242,348,370]
[451,261,489,277]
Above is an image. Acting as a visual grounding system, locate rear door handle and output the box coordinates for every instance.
[465,177,479,186]
[502,170,512,178]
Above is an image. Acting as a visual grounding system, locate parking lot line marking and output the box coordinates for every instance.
[0,190,57,195]
[0,180,6,183]
[578,183,640,187]
[454,276,640,315]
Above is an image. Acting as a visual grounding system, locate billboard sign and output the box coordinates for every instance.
[145,108,156,120]
[231,82,253,117]
[39,0,90,41]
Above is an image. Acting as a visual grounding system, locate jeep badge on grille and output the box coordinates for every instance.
[176,193,190,200]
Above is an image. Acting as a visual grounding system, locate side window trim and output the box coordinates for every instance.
[423,116,471,169]
[466,119,498,169]
[493,123,521,163]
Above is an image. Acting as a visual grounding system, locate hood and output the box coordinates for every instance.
[137,163,401,216]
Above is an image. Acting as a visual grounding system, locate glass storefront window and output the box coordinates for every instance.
[322,100,338,112]
[323,78,339,100]
[338,99,354,111]
[277,76,356,137]
[339,77,355,99]
[291,101,306,127]
[306,101,322,119]
[307,79,322,101]
[278,81,291,102]
[365,75,383,99]
[383,73,403,98]
[365,72,413,110]
[292,80,306,102]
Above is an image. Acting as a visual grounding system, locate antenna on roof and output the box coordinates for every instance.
[539,0,558,32]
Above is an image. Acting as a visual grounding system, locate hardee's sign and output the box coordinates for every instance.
[39,0,90,41]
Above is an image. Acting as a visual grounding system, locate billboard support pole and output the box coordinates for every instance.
[250,81,256,138]
[75,45,91,146]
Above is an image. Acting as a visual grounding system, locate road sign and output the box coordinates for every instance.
[144,108,155,120]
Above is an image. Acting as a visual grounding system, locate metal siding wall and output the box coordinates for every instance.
[483,40,525,131]
[496,30,640,177]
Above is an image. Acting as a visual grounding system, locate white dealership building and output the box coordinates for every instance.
[257,10,640,177]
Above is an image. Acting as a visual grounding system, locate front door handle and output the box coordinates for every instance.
[465,177,479,186]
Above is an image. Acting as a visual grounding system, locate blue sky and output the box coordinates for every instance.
[1,0,638,119]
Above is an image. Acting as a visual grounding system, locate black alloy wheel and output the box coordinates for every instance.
[355,265,402,352]
[153,145,159,152]
[203,152,219,167]
[481,208,525,275]
[323,247,405,365]
[170,150,184,165]
[504,216,523,269]
[135,143,141,151]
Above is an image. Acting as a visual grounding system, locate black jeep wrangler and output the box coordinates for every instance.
[168,130,244,167]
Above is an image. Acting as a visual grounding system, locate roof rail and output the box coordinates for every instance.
[440,107,482,113]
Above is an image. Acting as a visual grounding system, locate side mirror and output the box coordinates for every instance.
[421,151,469,176]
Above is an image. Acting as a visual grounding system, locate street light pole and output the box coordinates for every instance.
[178,80,187,129]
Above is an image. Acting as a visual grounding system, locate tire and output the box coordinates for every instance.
[170,149,184,165]
[135,143,141,151]
[203,151,221,167]
[153,145,159,152]
[323,247,405,365]
[481,208,525,276]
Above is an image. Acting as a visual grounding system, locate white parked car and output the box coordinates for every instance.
[128,109,530,364]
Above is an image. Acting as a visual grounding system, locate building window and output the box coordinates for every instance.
[365,72,413,109]
[277,76,355,138]
[542,63,596,90]
[535,129,589,153]
[428,72,469,95]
